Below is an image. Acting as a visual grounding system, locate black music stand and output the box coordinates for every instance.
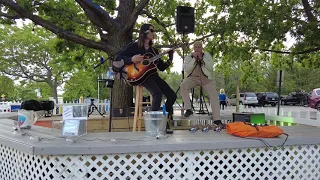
[88,98,105,117]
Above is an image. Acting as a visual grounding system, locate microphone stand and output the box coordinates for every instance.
[195,56,209,115]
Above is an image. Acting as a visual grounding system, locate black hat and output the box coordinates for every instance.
[139,24,153,36]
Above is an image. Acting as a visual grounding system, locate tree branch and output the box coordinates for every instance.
[5,48,49,81]
[74,0,119,31]
[141,10,175,44]
[131,0,149,22]
[0,0,117,53]
[256,47,320,55]
[123,0,150,31]
[0,12,21,19]
[65,81,75,88]
[154,33,216,48]
[301,0,317,22]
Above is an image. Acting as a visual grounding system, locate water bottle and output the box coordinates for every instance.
[107,67,114,80]
[189,127,198,133]
[162,104,166,116]
[105,99,109,112]
[106,67,115,88]
[202,125,211,132]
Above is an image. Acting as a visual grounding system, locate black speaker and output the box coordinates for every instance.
[176,6,195,34]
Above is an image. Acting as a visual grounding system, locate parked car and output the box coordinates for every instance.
[228,92,259,106]
[256,92,279,106]
[309,88,320,111]
[281,92,309,106]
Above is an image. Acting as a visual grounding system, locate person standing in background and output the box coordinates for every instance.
[219,89,227,110]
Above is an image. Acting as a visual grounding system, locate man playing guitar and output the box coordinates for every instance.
[116,23,176,132]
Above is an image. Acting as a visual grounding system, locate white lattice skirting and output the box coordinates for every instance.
[0,144,319,180]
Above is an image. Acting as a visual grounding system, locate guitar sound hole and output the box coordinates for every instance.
[142,60,149,66]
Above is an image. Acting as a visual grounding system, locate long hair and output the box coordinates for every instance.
[137,24,154,48]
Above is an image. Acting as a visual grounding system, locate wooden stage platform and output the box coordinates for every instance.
[0,118,319,179]
[0,110,234,132]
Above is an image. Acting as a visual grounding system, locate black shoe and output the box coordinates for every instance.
[184,109,193,118]
[213,120,224,132]
[166,122,173,134]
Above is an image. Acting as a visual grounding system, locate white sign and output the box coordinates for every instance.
[62,105,88,120]
[62,120,80,136]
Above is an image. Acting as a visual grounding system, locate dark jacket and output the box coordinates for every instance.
[115,42,171,71]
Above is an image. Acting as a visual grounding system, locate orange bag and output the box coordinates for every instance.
[226,122,284,138]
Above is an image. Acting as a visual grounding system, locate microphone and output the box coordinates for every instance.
[198,57,202,66]
[94,57,105,69]
[194,55,201,66]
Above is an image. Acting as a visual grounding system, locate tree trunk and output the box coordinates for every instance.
[112,79,133,109]
[52,86,58,103]
[49,79,58,103]
[109,31,134,111]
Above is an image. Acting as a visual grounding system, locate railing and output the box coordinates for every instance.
[2,100,319,127]
[0,100,110,116]
[52,100,110,116]
[241,105,320,127]
[174,104,320,127]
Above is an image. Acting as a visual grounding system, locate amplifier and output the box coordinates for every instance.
[232,112,265,124]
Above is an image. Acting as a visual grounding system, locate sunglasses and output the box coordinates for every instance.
[145,29,155,33]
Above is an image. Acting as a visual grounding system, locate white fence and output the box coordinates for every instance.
[0,102,11,114]
[181,104,320,127]
[240,105,320,126]
[53,100,110,116]
[0,100,110,116]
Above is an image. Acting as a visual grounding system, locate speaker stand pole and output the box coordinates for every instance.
[180,32,186,116]
[109,88,113,132]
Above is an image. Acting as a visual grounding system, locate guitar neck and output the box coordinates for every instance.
[149,45,180,62]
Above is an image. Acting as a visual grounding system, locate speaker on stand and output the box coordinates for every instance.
[176,6,195,115]
[176,6,195,34]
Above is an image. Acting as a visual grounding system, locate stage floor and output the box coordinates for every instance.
[0,110,234,132]
[0,119,319,155]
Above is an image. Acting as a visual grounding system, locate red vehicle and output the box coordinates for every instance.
[309,88,320,111]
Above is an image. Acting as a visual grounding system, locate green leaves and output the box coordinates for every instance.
[0,76,15,101]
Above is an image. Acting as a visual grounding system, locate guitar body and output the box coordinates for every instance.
[125,52,158,86]
[114,43,184,86]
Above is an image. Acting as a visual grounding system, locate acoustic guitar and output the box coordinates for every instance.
[124,44,183,86]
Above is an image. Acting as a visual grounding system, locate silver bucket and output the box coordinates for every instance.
[143,111,167,137]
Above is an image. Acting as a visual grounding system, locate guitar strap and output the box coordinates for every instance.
[112,60,128,82]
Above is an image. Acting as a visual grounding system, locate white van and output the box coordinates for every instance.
[228,92,259,106]
[0,102,11,113]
